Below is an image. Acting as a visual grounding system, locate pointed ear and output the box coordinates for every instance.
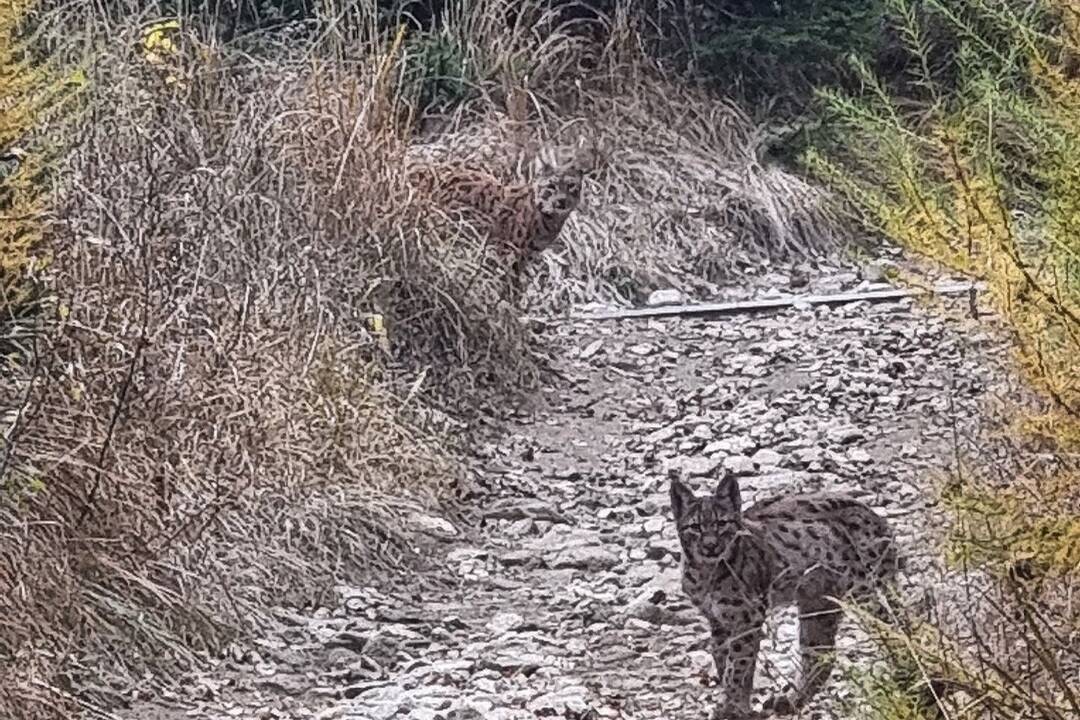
[714,472,742,514]
[571,135,599,172]
[531,145,559,177]
[669,476,696,520]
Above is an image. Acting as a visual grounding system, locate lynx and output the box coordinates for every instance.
[670,472,899,718]
[404,137,596,293]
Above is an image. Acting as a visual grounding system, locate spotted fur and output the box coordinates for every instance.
[670,472,899,718]
[404,138,594,294]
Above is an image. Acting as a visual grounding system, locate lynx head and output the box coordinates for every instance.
[670,471,744,565]
[531,135,597,221]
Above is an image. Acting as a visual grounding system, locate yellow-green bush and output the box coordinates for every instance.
[0,0,76,318]
[1,5,83,718]
[809,0,1078,436]
[1,1,43,311]
[807,0,1079,716]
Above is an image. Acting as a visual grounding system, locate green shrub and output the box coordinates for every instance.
[653,0,888,101]
[808,1,1080,716]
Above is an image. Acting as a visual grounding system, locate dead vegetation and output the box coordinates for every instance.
[0,2,847,717]
[421,72,847,312]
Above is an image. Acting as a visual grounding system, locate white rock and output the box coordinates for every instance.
[715,435,756,454]
[751,448,783,467]
[848,448,872,464]
[580,338,604,359]
[486,612,527,636]
[642,516,665,535]
[723,455,757,476]
[647,288,685,306]
[688,649,714,674]
[826,425,865,444]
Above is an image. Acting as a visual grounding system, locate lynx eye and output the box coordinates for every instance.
[680,520,702,535]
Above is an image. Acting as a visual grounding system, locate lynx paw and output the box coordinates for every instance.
[761,693,797,716]
[710,704,761,720]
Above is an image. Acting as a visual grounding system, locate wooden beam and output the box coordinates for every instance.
[569,281,983,322]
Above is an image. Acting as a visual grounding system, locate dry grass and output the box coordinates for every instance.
[386,3,848,310]
[414,72,848,311]
[1,16,499,717]
[529,74,845,310]
[0,2,848,718]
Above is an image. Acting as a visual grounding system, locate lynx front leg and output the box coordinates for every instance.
[709,613,765,719]
[765,596,842,715]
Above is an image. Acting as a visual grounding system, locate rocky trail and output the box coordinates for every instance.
[126,266,1014,720]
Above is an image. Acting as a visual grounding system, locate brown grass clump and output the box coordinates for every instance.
[0,17,509,718]
[407,65,847,311]
[530,74,845,310]
[384,3,848,311]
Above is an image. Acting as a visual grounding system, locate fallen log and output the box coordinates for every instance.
[570,281,983,322]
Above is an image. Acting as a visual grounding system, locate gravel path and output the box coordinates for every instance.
[124,267,1013,720]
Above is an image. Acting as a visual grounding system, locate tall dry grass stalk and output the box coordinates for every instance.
[1,11,498,717]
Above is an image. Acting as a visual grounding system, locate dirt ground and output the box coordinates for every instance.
[121,261,1016,720]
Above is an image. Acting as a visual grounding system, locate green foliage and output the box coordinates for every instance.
[0,1,79,328]
[840,665,938,720]
[942,473,1080,578]
[400,29,474,111]
[810,2,1080,714]
[658,0,888,100]
[807,0,1080,429]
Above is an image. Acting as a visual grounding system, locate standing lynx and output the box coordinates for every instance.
[670,472,899,718]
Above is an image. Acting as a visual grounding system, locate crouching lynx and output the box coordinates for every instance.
[404,136,597,292]
[366,137,597,352]
[670,472,899,718]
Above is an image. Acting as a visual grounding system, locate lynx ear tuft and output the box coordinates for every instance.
[670,475,696,520]
[531,145,559,176]
[713,472,742,514]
